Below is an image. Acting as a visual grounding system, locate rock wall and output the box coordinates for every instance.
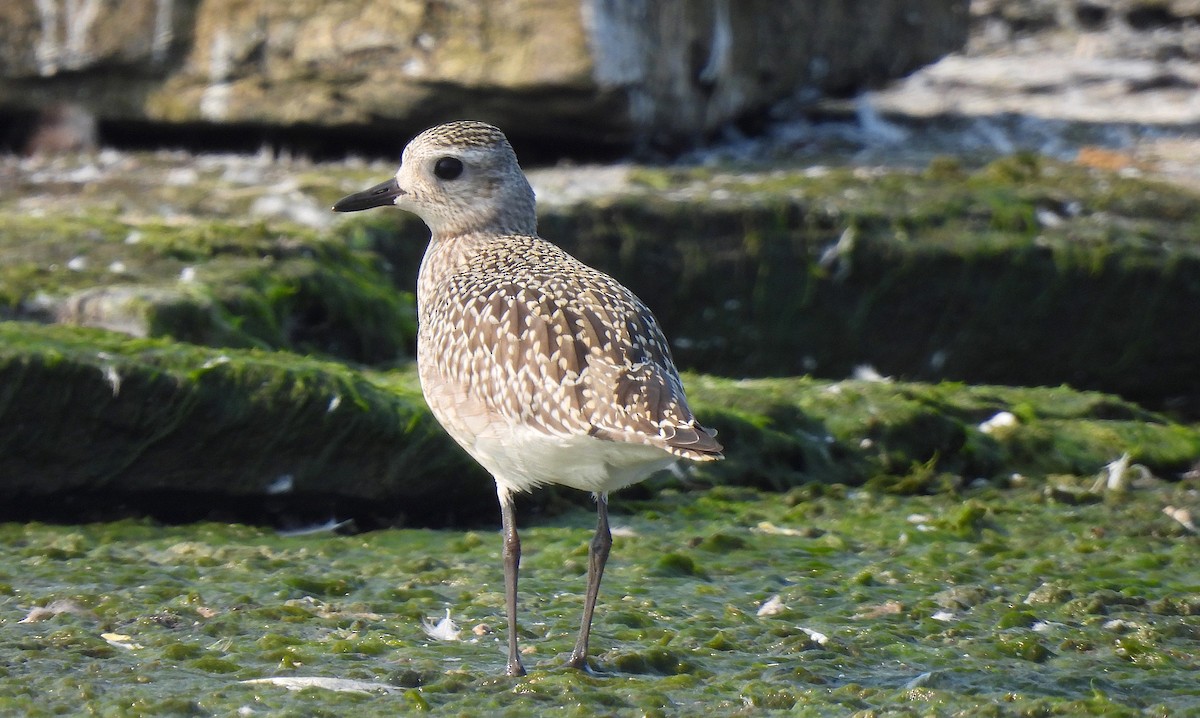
[0,0,968,149]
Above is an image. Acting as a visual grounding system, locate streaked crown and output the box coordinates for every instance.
[412,120,513,152]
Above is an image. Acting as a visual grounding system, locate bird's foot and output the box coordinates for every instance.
[567,654,610,677]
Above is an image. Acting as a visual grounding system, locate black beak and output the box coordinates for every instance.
[332,178,405,212]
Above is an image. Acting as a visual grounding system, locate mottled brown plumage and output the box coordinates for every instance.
[333,120,721,677]
[421,232,720,470]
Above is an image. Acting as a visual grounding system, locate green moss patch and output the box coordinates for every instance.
[0,214,414,363]
[685,374,1200,493]
[9,153,1200,411]
[0,321,488,522]
[3,322,1196,522]
[530,155,1200,411]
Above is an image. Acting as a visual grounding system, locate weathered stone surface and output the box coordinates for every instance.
[866,0,1200,131]
[0,0,969,148]
[972,0,1200,34]
[0,0,185,78]
[54,284,192,337]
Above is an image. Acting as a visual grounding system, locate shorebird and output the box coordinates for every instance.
[333,120,722,676]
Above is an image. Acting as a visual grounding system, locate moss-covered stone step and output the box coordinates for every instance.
[353,154,1200,411]
[0,214,414,364]
[690,374,1200,493]
[565,156,1200,411]
[0,321,486,524]
[2,322,1195,524]
[6,153,1200,413]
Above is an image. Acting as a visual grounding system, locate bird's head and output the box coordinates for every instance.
[333,120,536,238]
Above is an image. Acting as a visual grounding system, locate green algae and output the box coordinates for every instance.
[685,374,1200,492]
[546,155,1200,410]
[0,213,414,363]
[6,152,1200,409]
[3,321,1197,515]
[0,321,490,518]
[1,476,1196,716]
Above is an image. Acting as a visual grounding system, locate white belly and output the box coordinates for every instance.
[418,354,676,496]
[467,425,676,496]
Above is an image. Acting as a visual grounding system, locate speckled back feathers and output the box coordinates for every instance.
[419,232,721,460]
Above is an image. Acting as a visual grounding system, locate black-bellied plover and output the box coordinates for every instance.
[333,120,722,676]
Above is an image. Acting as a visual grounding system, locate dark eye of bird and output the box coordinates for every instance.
[434,157,464,180]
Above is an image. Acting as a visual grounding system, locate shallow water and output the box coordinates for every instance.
[1,479,1197,716]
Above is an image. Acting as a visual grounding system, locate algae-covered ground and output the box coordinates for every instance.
[2,478,1197,716]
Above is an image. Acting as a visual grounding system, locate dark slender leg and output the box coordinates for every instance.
[499,488,526,677]
[569,492,611,670]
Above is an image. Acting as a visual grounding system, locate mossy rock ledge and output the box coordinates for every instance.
[336,154,1200,415]
[2,321,1197,525]
[534,156,1200,412]
[5,153,1200,415]
[0,214,416,365]
[0,321,486,525]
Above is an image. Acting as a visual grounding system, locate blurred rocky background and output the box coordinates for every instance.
[0,0,968,154]
[2,0,1200,524]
